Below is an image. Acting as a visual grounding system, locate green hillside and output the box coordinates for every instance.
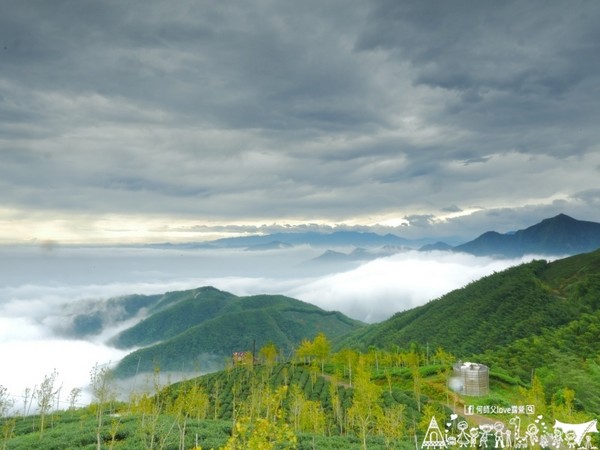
[332,249,600,416]
[112,288,365,377]
[338,249,600,357]
[110,287,238,348]
[6,341,595,449]
[68,293,166,338]
[0,357,433,450]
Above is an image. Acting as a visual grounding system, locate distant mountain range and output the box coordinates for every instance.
[442,213,600,257]
[306,214,600,261]
[212,230,413,248]
[145,230,438,251]
[144,214,600,260]
[309,246,403,264]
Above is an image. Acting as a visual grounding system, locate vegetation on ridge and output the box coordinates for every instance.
[338,249,600,357]
[111,289,365,378]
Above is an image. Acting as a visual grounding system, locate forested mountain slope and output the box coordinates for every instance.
[110,286,239,348]
[112,287,364,377]
[338,249,600,358]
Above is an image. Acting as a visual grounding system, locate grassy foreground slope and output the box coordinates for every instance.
[5,344,596,449]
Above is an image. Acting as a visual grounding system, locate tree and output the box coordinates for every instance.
[169,382,209,450]
[519,373,546,416]
[348,358,382,450]
[90,363,115,450]
[296,339,314,364]
[367,346,381,375]
[213,379,222,420]
[433,347,455,366]
[0,385,15,450]
[334,348,359,387]
[418,403,445,435]
[299,399,326,435]
[288,384,304,433]
[312,333,331,375]
[129,367,172,449]
[67,387,82,411]
[0,385,13,418]
[407,350,422,412]
[259,343,278,376]
[223,417,297,450]
[552,387,576,421]
[377,403,406,450]
[130,392,160,449]
[36,369,60,438]
[22,387,33,416]
[2,418,16,450]
[328,375,345,435]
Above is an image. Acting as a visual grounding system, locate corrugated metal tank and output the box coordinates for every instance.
[453,361,489,396]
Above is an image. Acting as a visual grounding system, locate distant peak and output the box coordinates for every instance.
[550,213,574,220]
[537,214,578,226]
[479,230,503,237]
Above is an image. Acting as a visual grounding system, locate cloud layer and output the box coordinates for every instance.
[1,1,599,243]
[0,244,548,414]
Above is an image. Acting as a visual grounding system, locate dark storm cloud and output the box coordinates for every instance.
[1,0,599,241]
[356,0,600,157]
[572,189,600,207]
[1,1,377,131]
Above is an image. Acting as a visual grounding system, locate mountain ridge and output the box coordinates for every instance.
[336,248,600,360]
[110,288,365,377]
[140,214,600,259]
[425,213,600,257]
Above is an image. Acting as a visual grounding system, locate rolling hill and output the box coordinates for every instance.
[110,287,365,377]
[337,248,600,357]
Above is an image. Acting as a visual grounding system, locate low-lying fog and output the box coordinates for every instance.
[0,244,550,412]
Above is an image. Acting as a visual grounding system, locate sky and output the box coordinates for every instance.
[2,0,600,413]
[1,0,600,245]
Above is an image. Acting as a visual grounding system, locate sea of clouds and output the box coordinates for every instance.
[0,244,548,412]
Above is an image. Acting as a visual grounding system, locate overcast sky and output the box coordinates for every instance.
[1,0,600,244]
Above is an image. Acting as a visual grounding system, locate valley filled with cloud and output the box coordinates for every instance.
[0,244,548,411]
